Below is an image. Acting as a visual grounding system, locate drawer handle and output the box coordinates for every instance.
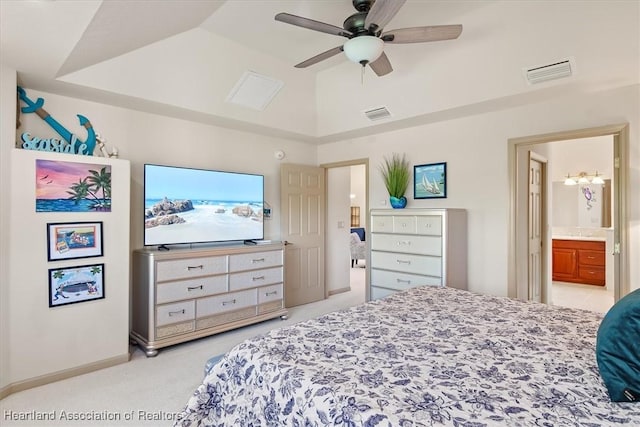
[168,309,185,316]
[396,259,411,265]
[265,291,278,296]
[252,258,265,263]
[397,279,411,284]
[587,256,595,259]
[187,285,203,291]
[187,265,204,271]
[396,241,411,246]
[222,299,236,306]
[253,275,266,281]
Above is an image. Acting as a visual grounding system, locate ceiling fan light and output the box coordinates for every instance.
[343,36,384,65]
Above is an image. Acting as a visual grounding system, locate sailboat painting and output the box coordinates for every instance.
[414,162,447,199]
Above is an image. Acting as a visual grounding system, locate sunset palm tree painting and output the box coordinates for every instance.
[36,159,112,212]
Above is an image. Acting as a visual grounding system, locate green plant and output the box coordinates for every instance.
[379,153,410,198]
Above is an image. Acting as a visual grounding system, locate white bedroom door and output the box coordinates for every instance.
[280,163,325,307]
[528,152,546,303]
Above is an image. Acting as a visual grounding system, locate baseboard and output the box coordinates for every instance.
[0,353,130,400]
[328,286,351,296]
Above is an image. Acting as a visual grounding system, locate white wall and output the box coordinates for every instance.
[0,64,17,393]
[326,167,351,294]
[318,84,640,297]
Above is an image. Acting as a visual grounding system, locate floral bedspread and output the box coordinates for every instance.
[175,286,640,426]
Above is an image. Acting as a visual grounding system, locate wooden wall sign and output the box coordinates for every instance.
[17,86,96,156]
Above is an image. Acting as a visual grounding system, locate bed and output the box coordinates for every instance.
[174,286,640,426]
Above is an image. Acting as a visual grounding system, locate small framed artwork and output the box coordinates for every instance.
[414,162,447,199]
[47,222,103,261]
[49,263,105,307]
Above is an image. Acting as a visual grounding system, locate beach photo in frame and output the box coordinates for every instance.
[47,221,103,261]
[414,162,447,199]
[49,263,105,307]
[36,159,112,212]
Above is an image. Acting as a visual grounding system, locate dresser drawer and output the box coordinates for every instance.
[156,300,195,327]
[371,234,442,256]
[393,216,417,234]
[416,216,442,236]
[156,275,227,304]
[197,289,257,317]
[229,267,283,291]
[371,215,394,233]
[156,256,227,282]
[371,251,442,277]
[579,250,605,266]
[370,286,396,300]
[371,268,442,290]
[229,250,282,272]
[257,283,284,304]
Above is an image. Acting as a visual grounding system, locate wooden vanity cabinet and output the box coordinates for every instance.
[552,239,605,286]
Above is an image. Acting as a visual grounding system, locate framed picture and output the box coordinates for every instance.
[414,162,447,199]
[49,263,105,307]
[47,221,103,261]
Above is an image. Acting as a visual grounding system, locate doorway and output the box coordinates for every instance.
[508,124,630,310]
[323,159,368,304]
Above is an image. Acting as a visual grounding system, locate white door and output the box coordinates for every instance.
[280,163,325,307]
[528,152,546,302]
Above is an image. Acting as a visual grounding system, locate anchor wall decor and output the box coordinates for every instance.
[17,86,96,156]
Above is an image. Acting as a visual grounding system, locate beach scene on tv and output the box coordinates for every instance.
[144,165,264,246]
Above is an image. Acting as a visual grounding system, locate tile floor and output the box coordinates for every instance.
[551,281,614,313]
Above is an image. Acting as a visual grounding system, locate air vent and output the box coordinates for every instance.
[364,106,392,121]
[524,59,574,85]
[226,71,284,111]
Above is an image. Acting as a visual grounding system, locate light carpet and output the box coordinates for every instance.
[0,267,366,426]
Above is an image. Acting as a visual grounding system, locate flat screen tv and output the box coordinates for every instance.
[144,164,264,247]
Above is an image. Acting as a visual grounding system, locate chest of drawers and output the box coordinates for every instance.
[552,239,605,286]
[131,243,287,356]
[369,209,467,300]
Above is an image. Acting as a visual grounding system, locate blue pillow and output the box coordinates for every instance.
[596,288,640,402]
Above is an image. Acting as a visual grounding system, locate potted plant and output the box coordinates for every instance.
[379,153,410,208]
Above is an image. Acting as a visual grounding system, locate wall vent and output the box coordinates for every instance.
[524,59,574,85]
[226,71,284,111]
[364,106,392,121]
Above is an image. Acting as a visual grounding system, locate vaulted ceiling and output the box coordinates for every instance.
[2,0,638,143]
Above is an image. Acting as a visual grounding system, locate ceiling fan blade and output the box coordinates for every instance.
[369,52,393,76]
[382,25,463,44]
[295,46,344,68]
[275,13,352,38]
[365,0,406,33]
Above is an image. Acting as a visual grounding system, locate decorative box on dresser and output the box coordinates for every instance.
[369,209,467,300]
[131,243,287,356]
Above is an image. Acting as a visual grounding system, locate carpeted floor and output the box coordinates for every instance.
[0,267,366,426]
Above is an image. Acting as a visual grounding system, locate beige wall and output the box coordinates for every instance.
[318,84,640,297]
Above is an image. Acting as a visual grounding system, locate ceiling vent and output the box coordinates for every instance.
[364,106,392,121]
[226,71,284,111]
[524,59,574,85]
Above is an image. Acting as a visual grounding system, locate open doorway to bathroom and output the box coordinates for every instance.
[509,124,629,315]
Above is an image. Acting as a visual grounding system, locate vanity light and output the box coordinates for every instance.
[563,171,605,185]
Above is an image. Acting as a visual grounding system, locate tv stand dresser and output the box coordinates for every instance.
[131,243,287,356]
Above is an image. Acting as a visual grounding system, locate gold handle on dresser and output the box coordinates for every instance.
[587,256,595,259]
[222,299,236,306]
[168,309,185,316]
[187,285,203,291]
[187,265,204,271]
[396,241,411,246]
[252,258,265,263]
[396,259,411,265]
[252,276,265,281]
[265,291,278,296]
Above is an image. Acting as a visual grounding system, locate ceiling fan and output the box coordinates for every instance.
[275,0,463,77]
